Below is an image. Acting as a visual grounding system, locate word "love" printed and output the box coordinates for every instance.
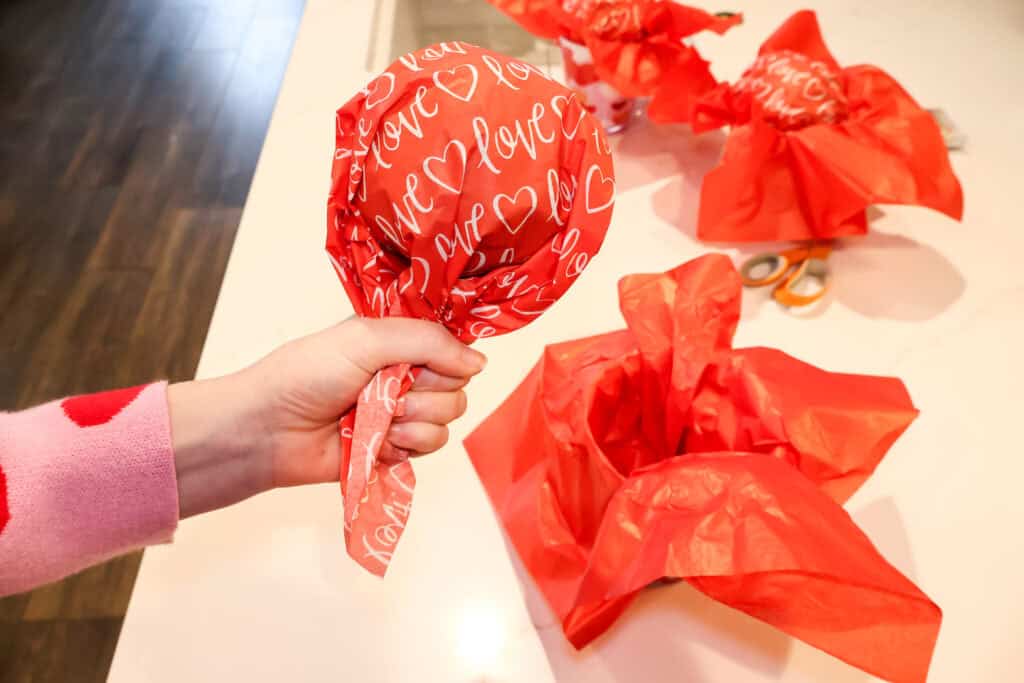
[360,464,415,569]
[736,51,847,127]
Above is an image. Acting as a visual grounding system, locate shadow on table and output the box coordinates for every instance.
[612,117,725,197]
[499,494,920,683]
[830,230,966,321]
[852,496,920,581]
[741,231,963,323]
[503,535,796,683]
[649,205,965,323]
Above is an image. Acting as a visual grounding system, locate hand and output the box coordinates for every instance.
[168,318,486,518]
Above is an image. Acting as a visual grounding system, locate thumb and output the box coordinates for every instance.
[345,317,487,378]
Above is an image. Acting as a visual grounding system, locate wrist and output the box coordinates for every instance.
[167,371,272,519]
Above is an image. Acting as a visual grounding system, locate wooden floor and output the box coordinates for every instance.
[0,0,304,679]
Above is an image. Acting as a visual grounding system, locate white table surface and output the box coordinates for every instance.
[109,0,1024,681]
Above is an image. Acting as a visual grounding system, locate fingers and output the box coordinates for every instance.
[390,391,466,455]
[345,318,487,379]
[396,390,467,425]
[335,318,484,457]
[412,369,470,392]
[387,422,449,455]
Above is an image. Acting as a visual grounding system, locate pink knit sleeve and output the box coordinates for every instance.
[0,382,179,596]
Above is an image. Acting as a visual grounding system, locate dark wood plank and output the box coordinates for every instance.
[119,206,243,385]
[0,0,305,679]
[13,553,143,625]
[0,617,124,683]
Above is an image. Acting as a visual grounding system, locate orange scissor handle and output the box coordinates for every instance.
[772,256,830,307]
[740,252,792,287]
[740,242,832,306]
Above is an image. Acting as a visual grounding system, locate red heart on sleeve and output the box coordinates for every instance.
[61,385,146,428]
[0,465,9,536]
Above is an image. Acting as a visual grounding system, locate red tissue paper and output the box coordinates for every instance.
[466,254,941,683]
[326,42,615,576]
[649,10,963,243]
[488,0,740,104]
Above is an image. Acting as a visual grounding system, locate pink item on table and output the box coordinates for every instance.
[559,38,636,134]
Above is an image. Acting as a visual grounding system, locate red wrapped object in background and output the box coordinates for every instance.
[649,10,962,242]
[465,254,941,683]
[326,42,615,576]
[580,0,740,103]
[490,0,582,40]
[487,1,740,115]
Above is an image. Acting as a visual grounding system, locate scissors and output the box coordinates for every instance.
[739,242,832,307]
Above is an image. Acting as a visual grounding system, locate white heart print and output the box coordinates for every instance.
[584,164,615,214]
[423,139,467,194]
[510,284,557,317]
[493,186,538,235]
[433,65,479,103]
[551,94,584,139]
[365,72,396,110]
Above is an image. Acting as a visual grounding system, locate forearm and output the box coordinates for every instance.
[0,373,278,596]
[0,317,479,596]
[167,371,272,519]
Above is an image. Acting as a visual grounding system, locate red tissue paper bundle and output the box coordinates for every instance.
[326,42,615,576]
[465,254,941,683]
[487,0,740,103]
[649,10,963,243]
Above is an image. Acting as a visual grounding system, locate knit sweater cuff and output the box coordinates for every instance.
[0,382,179,595]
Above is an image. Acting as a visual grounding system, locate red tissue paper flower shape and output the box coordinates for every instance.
[649,10,963,242]
[488,1,740,102]
[326,42,615,576]
[466,254,941,683]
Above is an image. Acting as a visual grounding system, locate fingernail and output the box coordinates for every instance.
[462,347,487,373]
